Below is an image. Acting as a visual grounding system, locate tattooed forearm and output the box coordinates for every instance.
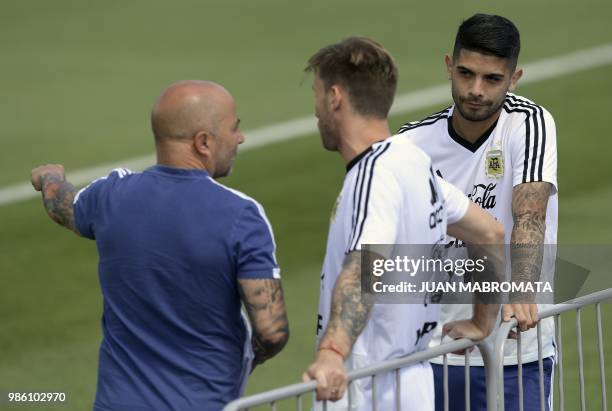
[251,331,284,366]
[510,182,551,291]
[238,278,289,365]
[320,250,373,356]
[40,173,78,232]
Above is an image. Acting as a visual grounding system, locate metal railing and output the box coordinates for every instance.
[492,288,612,411]
[224,289,612,411]
[224,338,483,411]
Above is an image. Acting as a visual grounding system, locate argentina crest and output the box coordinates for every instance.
[485,148,504,179]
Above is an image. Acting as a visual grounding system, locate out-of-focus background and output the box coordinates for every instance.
[1,1,611,409]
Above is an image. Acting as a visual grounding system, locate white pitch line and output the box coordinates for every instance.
[3,43,612,207]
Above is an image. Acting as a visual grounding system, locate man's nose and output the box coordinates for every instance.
[469,77,485,98]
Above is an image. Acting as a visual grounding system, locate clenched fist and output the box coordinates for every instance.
[31,164,65,191]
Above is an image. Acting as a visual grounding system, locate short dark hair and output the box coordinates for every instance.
[305,36,398,119]
[453,14,521,68]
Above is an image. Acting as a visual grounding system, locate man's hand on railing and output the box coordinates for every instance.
[502,303,539,339]
[441,319,489,355]
[302,348,348,402]
[442,303,499,354]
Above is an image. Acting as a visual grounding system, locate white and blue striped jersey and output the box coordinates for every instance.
[399,93,558,366]
[314,136,469,410]
[316,135,469,362]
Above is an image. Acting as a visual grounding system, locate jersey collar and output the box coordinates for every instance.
[346,146,373,173]
[147,164,210,178]
[447,113,498,153]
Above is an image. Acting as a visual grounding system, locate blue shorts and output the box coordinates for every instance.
[432,357,554,411]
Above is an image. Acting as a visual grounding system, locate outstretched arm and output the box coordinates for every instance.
[238,278,289,367]
[31,164,79,234]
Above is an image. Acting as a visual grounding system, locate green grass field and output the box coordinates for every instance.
[1,1,612,410]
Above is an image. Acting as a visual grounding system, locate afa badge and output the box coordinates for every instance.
[485,149,504,179]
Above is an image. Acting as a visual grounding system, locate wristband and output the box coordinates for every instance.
[318,342,347,360]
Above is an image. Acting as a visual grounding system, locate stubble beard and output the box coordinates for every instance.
[318,116,340,152]
[452,86,505,123]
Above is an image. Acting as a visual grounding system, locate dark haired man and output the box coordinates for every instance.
[302,37,504,411]
[399,14,557,411]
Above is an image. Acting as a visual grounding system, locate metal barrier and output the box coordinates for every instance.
[224,338,484,411]
[492,288,612,411]
[224,289,612,411]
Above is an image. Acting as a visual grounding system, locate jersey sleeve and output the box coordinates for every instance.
[233,201,281,279]
[73,174,112,239]
[348,164,401,252]
[73,168,133,239]
[510,106,558,192]
[436,177,470,224]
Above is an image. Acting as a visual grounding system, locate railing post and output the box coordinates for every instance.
[478,337,500,411]
[492,321,517,411]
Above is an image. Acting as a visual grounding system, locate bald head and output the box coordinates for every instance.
[151,80,233,142]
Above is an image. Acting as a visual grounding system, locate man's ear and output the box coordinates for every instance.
[328,84,343,111]
[444,54,453,80]
[193,130,214,156]
[509,67,523,92]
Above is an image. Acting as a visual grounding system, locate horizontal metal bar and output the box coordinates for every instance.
[224,380,318,410]
[538,289,612,319]
[224,289,612,411]
[224,338,476,410]
[350,338,476,380]
[493,288,612,375]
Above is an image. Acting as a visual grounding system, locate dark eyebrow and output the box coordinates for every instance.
[456,65,474,73]
[457,65,505,78]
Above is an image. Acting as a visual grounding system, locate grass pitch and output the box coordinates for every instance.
[1,1,612,410]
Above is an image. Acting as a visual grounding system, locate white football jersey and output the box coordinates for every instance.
[399,93,558,366]
[315,135,469,409]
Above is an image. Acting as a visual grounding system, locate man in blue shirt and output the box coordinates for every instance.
[31,80,289,410]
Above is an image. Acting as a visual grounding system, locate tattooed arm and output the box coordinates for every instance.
[318,251,370,357]
[503,181,552,332]
[303,251,370,401]
[31,164,79,234]
[238,278,289,367]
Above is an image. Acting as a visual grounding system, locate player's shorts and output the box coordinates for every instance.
[431,357,554,411]
[314,358,434,411]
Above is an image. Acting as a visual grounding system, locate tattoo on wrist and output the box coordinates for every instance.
[40,173,77,231]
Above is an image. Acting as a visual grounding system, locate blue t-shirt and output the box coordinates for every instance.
[73,165,280,411]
